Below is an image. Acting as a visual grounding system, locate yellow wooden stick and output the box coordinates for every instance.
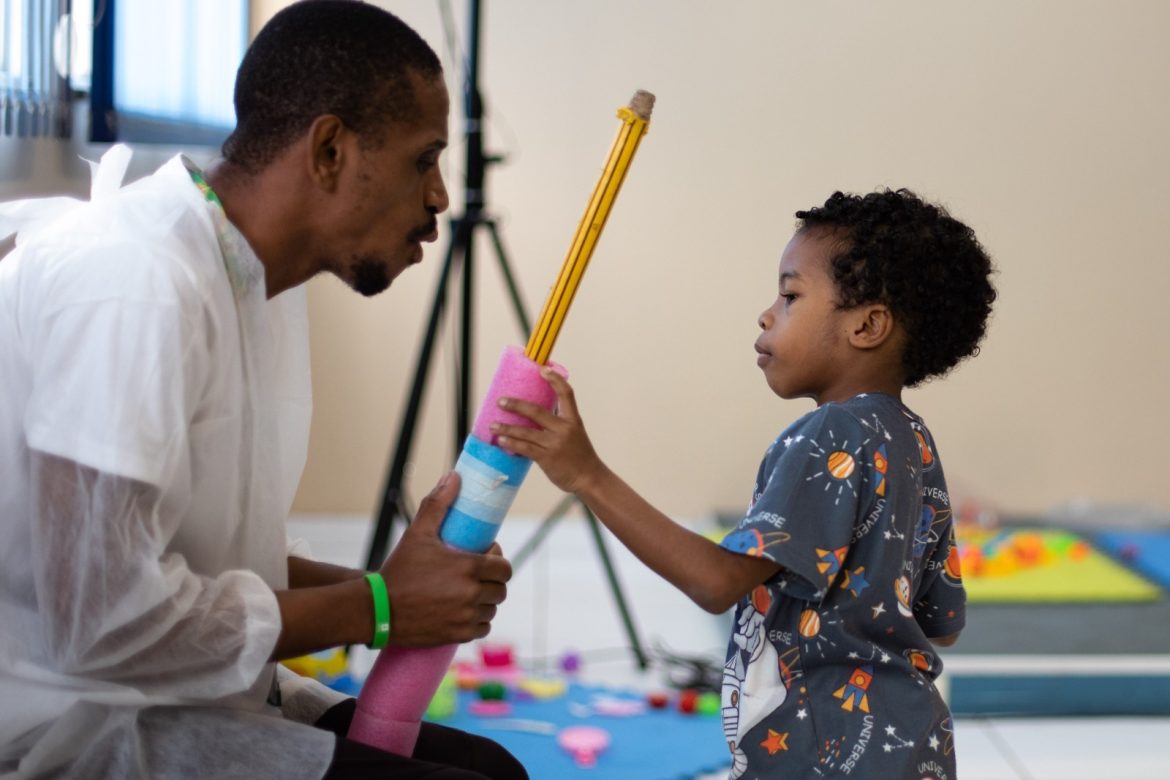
[525,90,655,365]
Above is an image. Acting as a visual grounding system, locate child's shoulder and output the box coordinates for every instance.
[783,393,905,434]
[768,394,919,459]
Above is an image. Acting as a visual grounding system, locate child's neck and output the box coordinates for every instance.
[813,373,905,407]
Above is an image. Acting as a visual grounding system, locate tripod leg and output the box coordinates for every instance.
[456,214,477,448]
[365,217,470,571]
[485,219,532,337]
[581,502,649,669]
[510,493,575,569]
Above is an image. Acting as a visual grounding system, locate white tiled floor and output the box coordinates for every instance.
[291,514,1170,779]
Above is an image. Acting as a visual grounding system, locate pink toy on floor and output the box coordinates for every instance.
[558,725,611,767]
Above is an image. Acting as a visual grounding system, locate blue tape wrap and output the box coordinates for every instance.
[440,436,532,552]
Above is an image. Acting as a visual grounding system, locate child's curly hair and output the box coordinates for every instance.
[795,189,996,386]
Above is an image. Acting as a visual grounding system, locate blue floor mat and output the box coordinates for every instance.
[432,683,729,779]
[1095,531,1170,588]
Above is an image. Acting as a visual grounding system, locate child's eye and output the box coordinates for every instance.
[781,293,798,305]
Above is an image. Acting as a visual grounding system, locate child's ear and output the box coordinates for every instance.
[848,304,896,350]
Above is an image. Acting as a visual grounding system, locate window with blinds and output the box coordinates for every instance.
[0,0,244,144]
[0,0,79,138]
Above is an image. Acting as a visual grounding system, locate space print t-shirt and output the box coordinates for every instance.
[719,394,964,779]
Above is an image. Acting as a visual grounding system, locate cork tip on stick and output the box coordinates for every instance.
[628,90,656,120]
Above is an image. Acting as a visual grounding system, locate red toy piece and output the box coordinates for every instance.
[647,691,670,709]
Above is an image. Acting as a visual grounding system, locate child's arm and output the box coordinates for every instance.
[495,370,779,614]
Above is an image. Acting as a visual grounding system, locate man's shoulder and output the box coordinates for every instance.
[15,169,223,313]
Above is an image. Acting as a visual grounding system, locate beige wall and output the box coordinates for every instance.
[38,1,1170,522]
[284,0,1170,520]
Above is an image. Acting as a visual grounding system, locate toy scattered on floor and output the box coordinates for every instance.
[677,689,698,714]
[557,725,611,768]
[958,528,1090,578]
[477,718,558,735]
[695,691,721,716]
[469,700,513,717]
[560,651,582,675]
[455,670,481,691]
[282,648,362,696]
[591,694,646,717]
[477,681,508,701]
[424,672,458,721]
[567,692,647,718]
[480,643,514,668]
[283,647,348,682]
[454,643,524,688]
[646,691,670,709]
[517,678,568,700]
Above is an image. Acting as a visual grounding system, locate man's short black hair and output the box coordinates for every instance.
[795,189,996,387]
[222,0,442,173]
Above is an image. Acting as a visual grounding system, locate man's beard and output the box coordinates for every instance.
[351,257,391,297]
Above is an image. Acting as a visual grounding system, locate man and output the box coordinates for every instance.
[0,2,525,778]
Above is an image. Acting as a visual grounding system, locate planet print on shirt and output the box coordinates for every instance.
[895,575,913,617]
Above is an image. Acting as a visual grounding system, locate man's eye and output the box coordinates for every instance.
[417,155,437,172]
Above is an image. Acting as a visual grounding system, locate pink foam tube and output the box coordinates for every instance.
[472,344,566,445]
[349,346,566,755]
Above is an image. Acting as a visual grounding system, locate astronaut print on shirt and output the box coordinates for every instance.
[720,394,965,779]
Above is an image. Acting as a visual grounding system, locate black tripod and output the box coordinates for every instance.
[364,0,647,670]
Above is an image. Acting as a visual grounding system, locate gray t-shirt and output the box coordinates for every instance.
[720,393,964,779]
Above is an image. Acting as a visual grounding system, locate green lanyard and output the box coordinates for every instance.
[186,162,252,295]
[188,168,223,208]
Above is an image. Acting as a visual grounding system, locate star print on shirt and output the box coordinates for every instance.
[760,730,790,755]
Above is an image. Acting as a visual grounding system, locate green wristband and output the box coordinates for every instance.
[364,572,391,650]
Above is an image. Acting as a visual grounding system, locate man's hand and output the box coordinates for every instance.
[491,369,605,496]
[380,472,513,646]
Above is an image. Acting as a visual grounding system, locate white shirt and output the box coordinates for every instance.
[0,152,334,778]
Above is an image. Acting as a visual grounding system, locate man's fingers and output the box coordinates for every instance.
[478,581,508,605]
[410,471,460,534]
[478,553,513,586]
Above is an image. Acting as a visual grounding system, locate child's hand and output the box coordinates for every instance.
[492,369,604,495]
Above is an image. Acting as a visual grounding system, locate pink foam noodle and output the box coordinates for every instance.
[348,643,458,755]
[471,345,567,446]
[349,346,567,756]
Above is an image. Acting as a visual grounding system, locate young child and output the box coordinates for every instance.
[494,189,995,779]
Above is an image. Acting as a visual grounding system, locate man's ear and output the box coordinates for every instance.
[848,304,897,350]
[306,115,348,192]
